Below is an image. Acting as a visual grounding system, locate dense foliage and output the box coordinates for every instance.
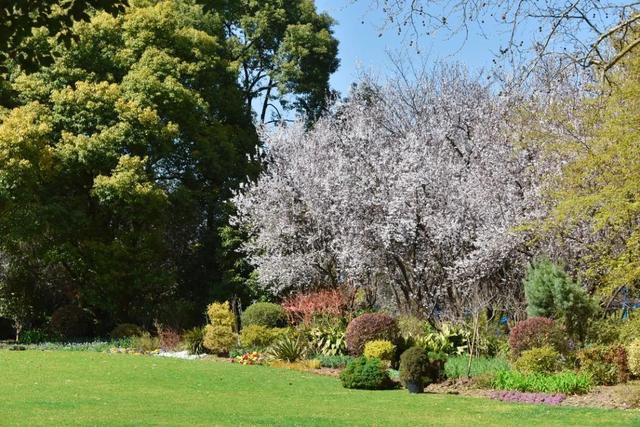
[241,302,288,328]
[524,260,595,342]
[508,317,566,358]
[203,302,236,355]
[345,313,399,356]
[576,345,629,385]
[399,346,430,386]
[339,356,393,390]
[513,346,562,374]
[492,370,592,395]
[363,340,396,364]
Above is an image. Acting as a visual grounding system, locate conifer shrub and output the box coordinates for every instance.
[340,356,393,390]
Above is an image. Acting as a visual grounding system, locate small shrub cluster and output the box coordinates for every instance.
[514,346,562,374]
[508,317,566,358]
[240,325,287,349]
[577,345,629,385]
[308,322,347,356]
[492,370,592,395]
[282,289,350,324]
[241,302,287,328]
[203,301,237,355]
[345,313,398,355]
[183,327,206,355]
[628,339,640,377]
[490,391,565,405]
[364,340,396,363]
[158,327,181,351]
[130,333,160,352]
[340,356,393,390]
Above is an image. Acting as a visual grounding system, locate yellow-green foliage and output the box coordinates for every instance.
[514,346,562,374]
[364,340,396,362]
[542,47,640,296]
[203,301,237,355]
[628,339,640,377]
[240,325,288,348]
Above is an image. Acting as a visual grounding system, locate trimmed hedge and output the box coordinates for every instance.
[241,303,287,328]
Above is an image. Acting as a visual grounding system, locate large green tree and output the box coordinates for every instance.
[0,0,258,329]
[541,42,640,303]
[221,0,339,122]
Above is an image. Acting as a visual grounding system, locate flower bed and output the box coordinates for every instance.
[490,390,565,405]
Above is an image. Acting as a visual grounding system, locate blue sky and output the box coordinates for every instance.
[315,1,510,96]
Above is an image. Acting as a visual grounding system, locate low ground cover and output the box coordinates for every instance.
[1,351,638,426]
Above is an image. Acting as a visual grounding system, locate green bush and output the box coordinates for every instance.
[577,345,629,385]
[399,346,430,386]
[514,346,562,374]
[628,339,640,377]
[346,313,398,356]
[524,259,596,342]
[340,356,393,390]
[109,323,144,339]
[268,334,307,362]
[585,318,622,346]
[203,301,237,355]
[240,325,287,349]
[315,354,354,368]
[241,302,287,328]
[309,323,347,356]
[619,315,640,344]
[18,329,52,344]
[183,327,206,355]
[492,370,592,394]
[444,355,510,379]
[131,333,160,352]
[397,315,428,342]
[364,340,396,363]
[49,304,94,340]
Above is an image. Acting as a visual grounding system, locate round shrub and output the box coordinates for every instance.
[399,346,430,387]
[109,323,144,339]
[628,339,640,377]
[49,304,94,340]
[339,356,393,389]
[514,346,562,374]
[346,313,399,356]
[508,317,566,358]
[240,325,287,348]
[241,302,287,328]
[577,345,629,385]
[364,340,396,363]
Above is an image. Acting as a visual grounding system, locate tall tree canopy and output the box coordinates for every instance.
[0,0,259,329]
[540,42,640,302]
[221,0,340,122]
[233,67,537,318]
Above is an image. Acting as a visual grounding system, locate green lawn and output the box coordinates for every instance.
[0,351,638,426]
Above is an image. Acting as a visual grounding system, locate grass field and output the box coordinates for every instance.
[1,351,638,426]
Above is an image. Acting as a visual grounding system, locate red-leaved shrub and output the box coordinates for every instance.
[577,345,629,385]
[346,313,399,356]
[508,317,566,358]
[158,327,182,351]
[282,289,351,324]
